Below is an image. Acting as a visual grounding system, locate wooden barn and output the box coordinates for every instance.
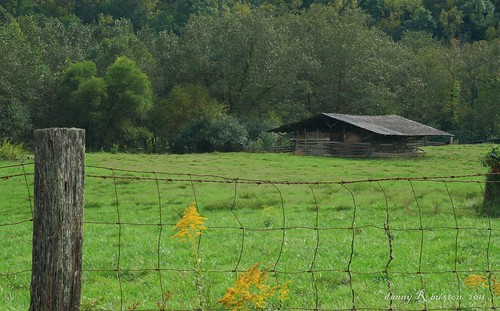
[269,113,454,157]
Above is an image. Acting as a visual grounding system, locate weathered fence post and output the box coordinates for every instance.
[30,128,85,311]
[481,146,499,217]
[483,173,499,217]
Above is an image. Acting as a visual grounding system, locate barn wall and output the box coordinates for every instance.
[292,126,423,156]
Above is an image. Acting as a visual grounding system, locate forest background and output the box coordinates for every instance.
[0,0,499,153]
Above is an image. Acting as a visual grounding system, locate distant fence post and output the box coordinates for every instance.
[483,173,499,217]
[30,128,85,311]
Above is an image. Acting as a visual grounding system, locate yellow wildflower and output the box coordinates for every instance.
[464,274,488,289]
[217,264,288,310]
[278,281,290,301]
[493,278,500,296]
[172,202,207,241]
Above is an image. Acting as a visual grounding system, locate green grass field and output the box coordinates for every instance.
[0,144,498,310]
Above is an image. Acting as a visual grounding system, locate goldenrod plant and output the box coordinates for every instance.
[464,274,500,296]
[172,202,207,241]
[464,274,488,289]
[172,202,208,308]
[217,263,289,310]
[494,279,500,296]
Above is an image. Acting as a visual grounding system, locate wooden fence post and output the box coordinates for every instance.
[30,128,85,311]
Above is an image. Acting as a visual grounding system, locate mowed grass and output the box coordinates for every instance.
[0,144,498,310]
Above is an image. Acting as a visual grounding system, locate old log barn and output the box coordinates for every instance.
[269,113,454,157]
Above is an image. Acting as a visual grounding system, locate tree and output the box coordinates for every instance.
[147,83,229,153]
[52,61,107,146]
[101,56,153,148]
[454,39,500,141]
[148,83,226,140]
[139,29,180,97]
[92,19,154,75]
[300,6,406,115]
[51,57,153,149]
[0,20,50,141]
[474,75,499,140]
[177,10,315,122]
[460,0,496,41]
[102,0,161,29]
[18,16,94,72]
[0,0,37,18]
[36,0,76,17]
[438,6,464,42]
[358,0,436,40]
[398,31,473,135]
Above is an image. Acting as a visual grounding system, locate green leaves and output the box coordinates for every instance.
[104,56,152,118]
[170,114,248,153]
[481,146,500,170]
[55,61,106,131]
[0,1,499,150]
[0,19,49,141]
[53,56,152,150]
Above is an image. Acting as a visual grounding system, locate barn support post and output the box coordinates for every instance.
[30,128,85,311]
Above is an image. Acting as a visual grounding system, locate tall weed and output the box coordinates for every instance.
[0,139,26,161]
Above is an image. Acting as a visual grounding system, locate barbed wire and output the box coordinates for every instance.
[0,163,498,310]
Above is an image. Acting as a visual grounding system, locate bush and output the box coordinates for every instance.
[0,139,26,161]
[170,115,248,153]
[481,145,499,173]
[243,116,280,151]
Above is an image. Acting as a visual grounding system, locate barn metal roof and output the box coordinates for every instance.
[270,113,453,137]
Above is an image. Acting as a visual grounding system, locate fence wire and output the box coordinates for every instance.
[0,163,498,310]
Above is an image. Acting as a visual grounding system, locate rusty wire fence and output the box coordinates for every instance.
[0,162,499,310]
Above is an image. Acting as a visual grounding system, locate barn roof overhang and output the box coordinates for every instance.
[269,113,454,137]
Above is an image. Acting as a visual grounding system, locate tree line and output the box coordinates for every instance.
[0,1,499,152]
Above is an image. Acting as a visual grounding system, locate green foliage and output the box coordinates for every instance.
[0,19,49,141]
[0,139,26,161]
[0,2,499,150]
[100,56,153,148]
[243,115,281,151]
[300,6,406,114]
[52,61,105,147]
[92,20,154,75]
[171,114,248,153]
[473,75,500,141]
[359,0,436,40]
[481,146,500,172]
[55,61,106,128]
[52,57,153,150]
[149,83,226,138]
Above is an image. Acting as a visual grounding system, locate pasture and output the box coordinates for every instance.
[0,144,498,310]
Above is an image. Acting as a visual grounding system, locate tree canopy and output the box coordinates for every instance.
[0,1,498,151]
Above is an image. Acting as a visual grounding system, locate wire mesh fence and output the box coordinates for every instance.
[0,162,499,310]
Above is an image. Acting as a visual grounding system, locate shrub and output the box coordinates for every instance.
[481,145,499,173]
[0,139,26,161]
[170,115,248,153]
